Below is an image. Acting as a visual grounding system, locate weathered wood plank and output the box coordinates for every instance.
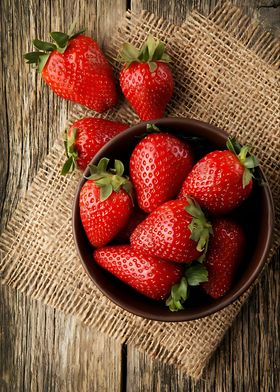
[0,285,123,392]
[0,0,279,391]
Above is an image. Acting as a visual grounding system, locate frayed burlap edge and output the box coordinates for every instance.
[1,3,279,380]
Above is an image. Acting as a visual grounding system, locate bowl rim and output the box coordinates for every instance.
[72,117,275,322]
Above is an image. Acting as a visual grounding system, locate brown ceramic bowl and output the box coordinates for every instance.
[72,117,274,322]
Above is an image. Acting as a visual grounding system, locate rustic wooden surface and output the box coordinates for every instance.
[0,0,279,391]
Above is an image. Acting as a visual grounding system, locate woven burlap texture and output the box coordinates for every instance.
[0,3,279,380]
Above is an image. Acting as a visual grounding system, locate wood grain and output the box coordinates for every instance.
[0,0,279,391]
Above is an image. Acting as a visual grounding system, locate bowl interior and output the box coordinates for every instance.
[73,117,274,321]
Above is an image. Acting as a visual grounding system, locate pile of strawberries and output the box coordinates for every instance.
[25,28,258,311]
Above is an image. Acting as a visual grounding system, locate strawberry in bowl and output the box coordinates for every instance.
[72,118,274,322]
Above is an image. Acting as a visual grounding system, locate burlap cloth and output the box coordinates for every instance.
[0,2,279,380]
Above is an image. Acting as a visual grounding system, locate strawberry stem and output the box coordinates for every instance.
[86,158,133,202]
[119,35,171,71]
[166,263,208,311]
[226,137,259,188]
[61,128,78,175]
[185,197,213,261]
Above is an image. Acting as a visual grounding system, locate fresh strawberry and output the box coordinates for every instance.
[115,208,147,243]
[130,127,193,212]
[179,137,259,215]
[61,117,128,174]
[94,245,183,300]
[202,218,245,299]
[79,158,133,247]
[119,35,174,120]
[130,198,212,263]
[24,29,117,112]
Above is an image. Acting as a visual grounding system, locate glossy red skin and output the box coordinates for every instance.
[119,62,173,121]
[202,219,245,299]
[130,199,201,263]
[115,208,147,243]
[68,118,128,171]
[79,181,133,247]
[130,133,193,213]
[94,245,183,300]
[42,35,118,112]
[179,150,253,215]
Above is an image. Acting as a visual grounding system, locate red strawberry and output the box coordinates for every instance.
[130,198,212,263]
[79,158,133,247]
[179,137,259,215]
[115,208,147,243]
[94,245,183,300]
[202,218,245,299]
[130,128,193,213]
[24,29,117,112]
[119,35,173,120]
[62,117,128,174]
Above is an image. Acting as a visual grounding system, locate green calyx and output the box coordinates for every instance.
[119,35,171,72]
[24,28,86,72]
[226,137,259,188]
[166,263,208,311]
[61,128,78,175]
[185,197,213,261]
[86,157,133,202]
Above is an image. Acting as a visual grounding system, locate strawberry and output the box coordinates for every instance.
[179,137,259,215]
[119,35,174,120]
[61,117,128,174]
[79,158,133,247]
[94,245,183,300]
[115,208,147,243]
[130,198,212,263]
[24,29,117,112]
[130,127,193,212]
[201,218,245,299]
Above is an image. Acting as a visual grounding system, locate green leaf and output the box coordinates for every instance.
[153,41,165,60]
[69,28,86,40]
[86,173,103,181]
[67,128,77,151]
[119,43,140,63]
[50,31,69,48]
[186,197,212,253]
[100,184,113,201]
[148,61,157,73]
[244,155,259,169]
[38,53,50,73]
[114,160,124,176]
[146,35,157,60]
[138,44,149,62]
[24,51,41,63]
[166,277,188,312]
[226,137,242,154]
[122,181,133,195]
[242,168,252,188]
[185,264,208,286]
[33,39,56,52]
[61,156,75,175]
[146,123,161,133]
[97,157,110,173]
[95,177,112,186]
[160,53,171,63]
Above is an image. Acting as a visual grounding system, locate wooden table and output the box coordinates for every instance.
[0,1,279,391]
